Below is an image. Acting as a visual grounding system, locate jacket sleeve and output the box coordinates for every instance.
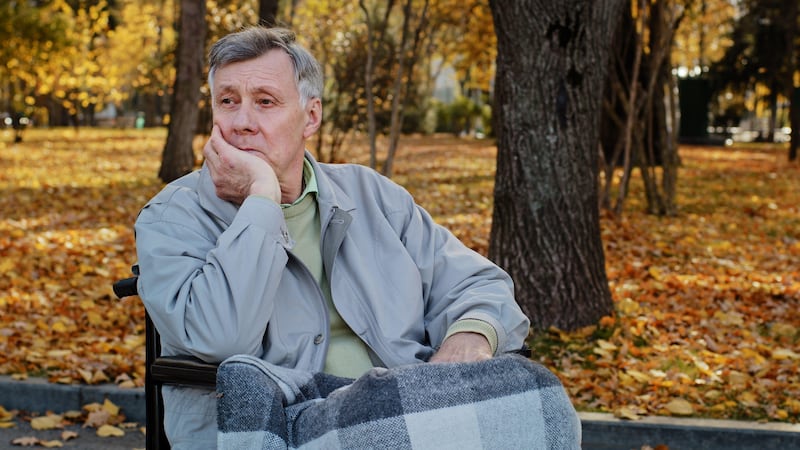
[134,189,290,363]
[391,193,531,355]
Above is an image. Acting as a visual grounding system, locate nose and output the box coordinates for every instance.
[232,103,257,134]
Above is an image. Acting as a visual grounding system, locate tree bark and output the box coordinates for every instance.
[786,0,799,162]
[791,88,800,162]
[259,0,279,26]
[159,0,207,183]
[382,0,429,177]
[359,0,396,171]
[488,0,622,331]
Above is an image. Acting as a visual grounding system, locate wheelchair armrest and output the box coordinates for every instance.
[113,276,139,298]
[150,355,218,388]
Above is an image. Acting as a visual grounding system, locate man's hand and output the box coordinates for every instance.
[429,332,493,364]
[202,125,281,204]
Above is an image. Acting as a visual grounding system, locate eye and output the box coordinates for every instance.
[258,98,274,107]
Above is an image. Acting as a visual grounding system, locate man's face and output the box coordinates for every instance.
[211,49,320,183]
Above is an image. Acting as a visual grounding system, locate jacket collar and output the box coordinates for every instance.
[305,152,355,217]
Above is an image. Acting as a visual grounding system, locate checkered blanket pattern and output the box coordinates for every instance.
[216,353,581,449]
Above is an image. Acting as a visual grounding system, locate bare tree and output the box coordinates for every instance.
[488,0,624,331]
[381,0,429,177]
[358,0,394,170]
[359,0,430,176]
[159,0,207,183]
[601,1,683,216]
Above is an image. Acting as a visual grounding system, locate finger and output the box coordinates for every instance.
[202,138,216,162]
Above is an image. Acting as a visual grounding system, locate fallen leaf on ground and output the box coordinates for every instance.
[82,402,102,413]
[63,410,82,420]
[96,424,125,437]
[665,398,694,416]
[0,406,16,423]
[61,430,78,441]
[102,398,120,416]
[771,348,800,360]
[11,436,39,446]
[2,132,799,425]
[614,406,642,420]
[30,414,63,430]
[83,409,112,428]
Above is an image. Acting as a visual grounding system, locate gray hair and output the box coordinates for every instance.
[208,27,323,107]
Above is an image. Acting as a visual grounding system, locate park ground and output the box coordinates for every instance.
[0,128,798,442]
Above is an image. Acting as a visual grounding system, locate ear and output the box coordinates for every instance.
[302,97,322,139]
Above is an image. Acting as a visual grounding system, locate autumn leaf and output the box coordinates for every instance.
[0,406,16,422]
[61,430,78,441]
[738,392,760,408]
[82,403,103,413]
[39,440,64,448]
[614,406,643,420]
[78,369,94,384]
[771,348,800,360]
[30,414,63,430]
[11,436,39,447]
[665,399,695,416]
[96,424,125,437]
[63,410,83,421]
[102,398,120,417]
[83,409,112,428]
[1,131,799,425]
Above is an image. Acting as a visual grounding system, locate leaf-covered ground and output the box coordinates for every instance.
[1,128,798,424]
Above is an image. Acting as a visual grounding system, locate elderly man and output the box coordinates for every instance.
[135,26,579,449]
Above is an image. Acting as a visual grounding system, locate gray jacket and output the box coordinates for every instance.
[134,152,529,448]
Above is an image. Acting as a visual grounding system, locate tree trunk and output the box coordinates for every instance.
[488,0,622,331]
[786,0,799,162]
[358,0,381,170]
[159,0,206,183]
[383,0,429,178]
[791,88,800,162]
[359,0,396,171]
[766,88,778,142]
[259,0,279,26]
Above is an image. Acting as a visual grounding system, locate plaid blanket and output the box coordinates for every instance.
[216,354,581,449]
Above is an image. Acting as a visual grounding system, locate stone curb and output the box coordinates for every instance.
[2,376,799,449]
[579,411,800,449]
[0,376,145,424]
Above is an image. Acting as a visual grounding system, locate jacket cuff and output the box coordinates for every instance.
[444,319,498,354]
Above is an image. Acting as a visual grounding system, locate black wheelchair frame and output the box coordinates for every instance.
[113,267,217,450]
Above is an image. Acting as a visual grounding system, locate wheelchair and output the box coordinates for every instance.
[114,265,531,449]
[113,266,217,450]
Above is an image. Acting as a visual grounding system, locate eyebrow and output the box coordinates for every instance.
[214,85,284,103]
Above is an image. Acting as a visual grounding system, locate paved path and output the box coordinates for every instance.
[0,376,145,449]
[1,375,799,449]
[0,419,144,449]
